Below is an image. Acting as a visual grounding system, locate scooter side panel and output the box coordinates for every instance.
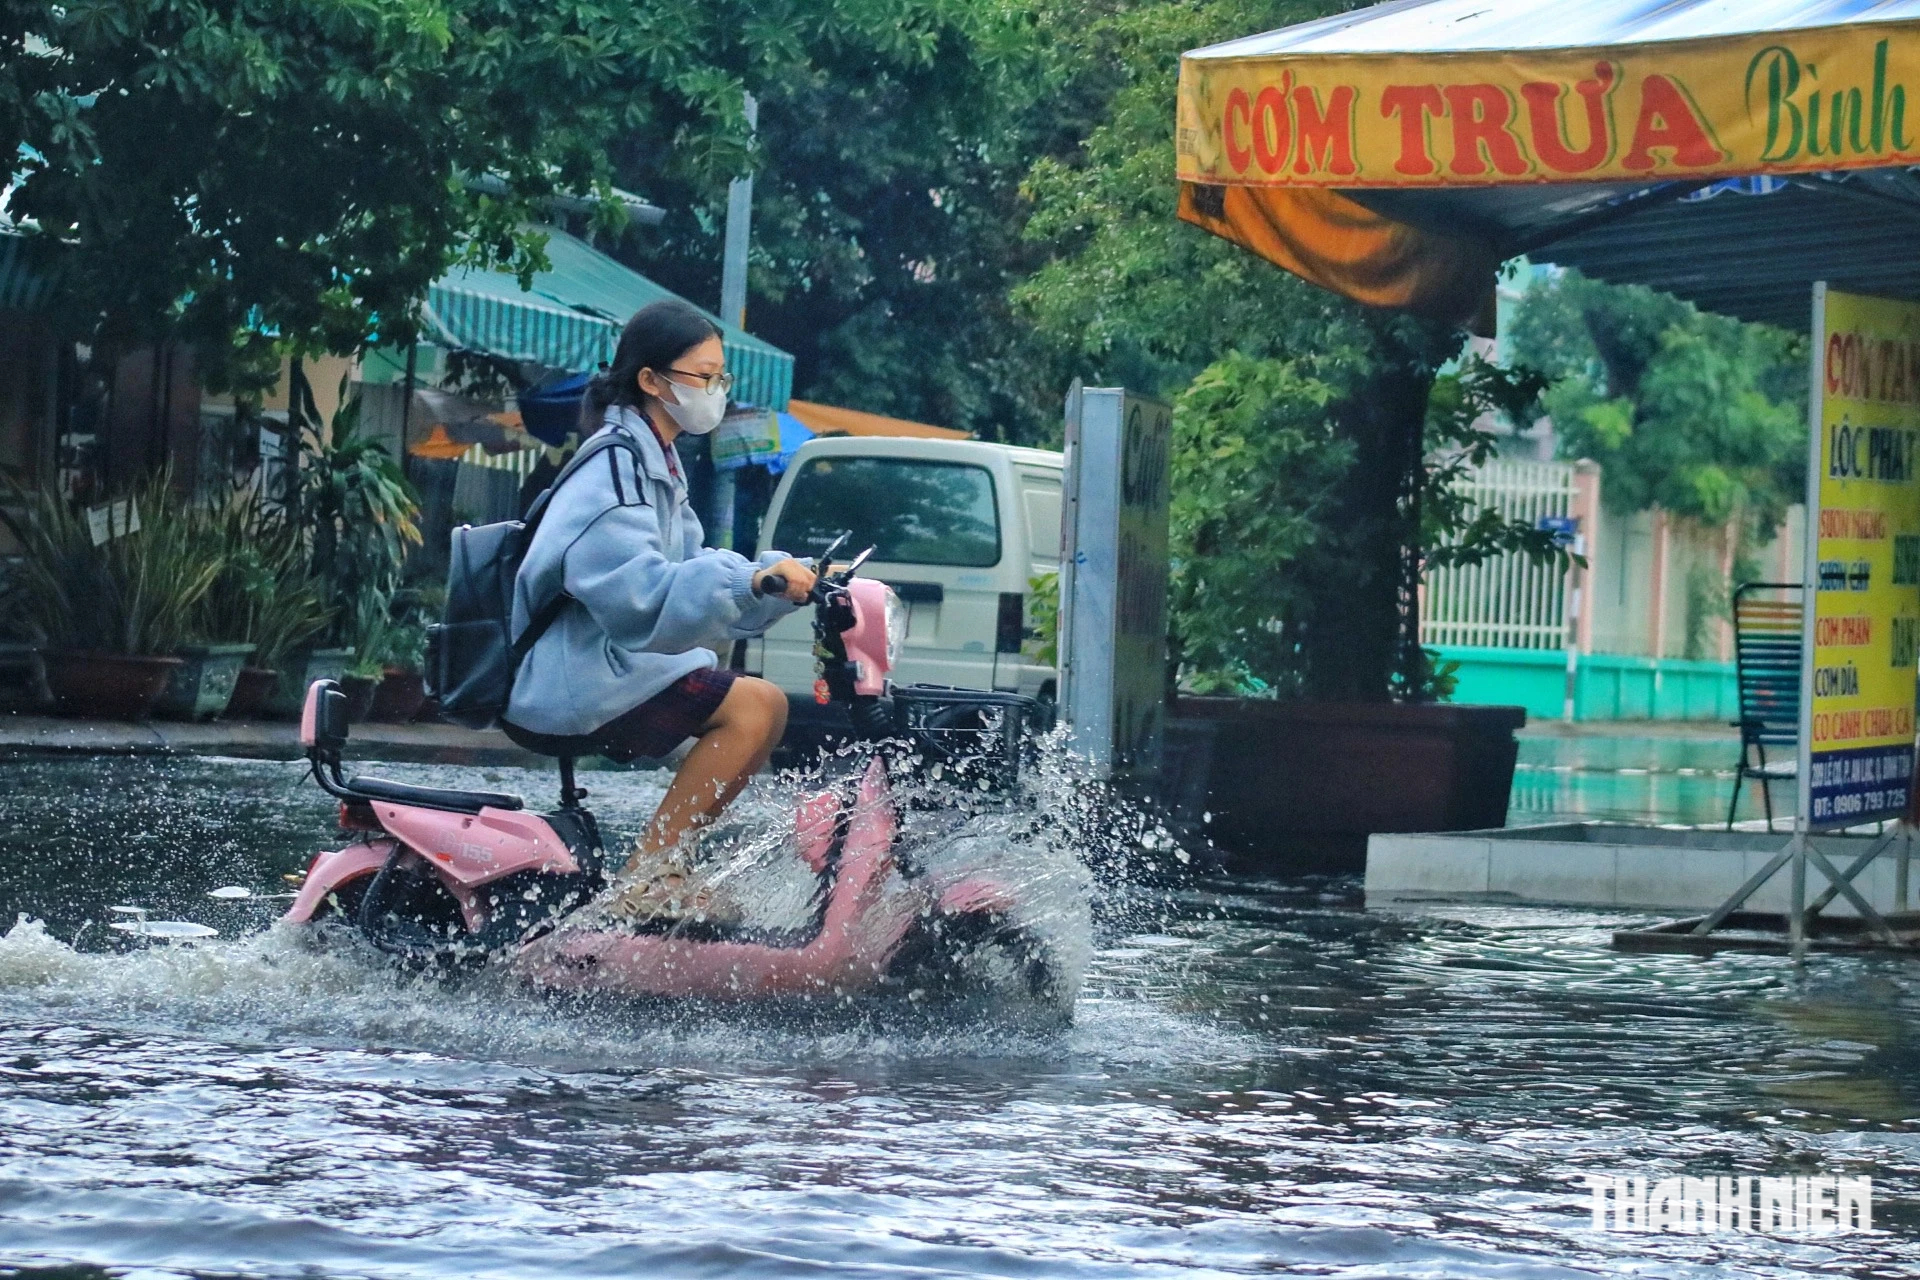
[844,579,893,696]
[284,841,393,922]
[937,878,1019,917]
[374,804,579,889]
[794,792,839,874]
[520,760,918,999]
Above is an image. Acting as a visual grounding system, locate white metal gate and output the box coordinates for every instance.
[1422,458,1575,650]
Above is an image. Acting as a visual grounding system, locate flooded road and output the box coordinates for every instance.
[1511,730,1784,829]
[2,753,1917,1278]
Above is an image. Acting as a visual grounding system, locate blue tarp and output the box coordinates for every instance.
[769,412,814,475]
[517,372,591,446]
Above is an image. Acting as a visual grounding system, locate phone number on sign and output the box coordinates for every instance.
[1810,705,1914,743]
[1812,786,1910,822]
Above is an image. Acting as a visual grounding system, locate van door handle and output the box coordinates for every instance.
[885,581,945,604]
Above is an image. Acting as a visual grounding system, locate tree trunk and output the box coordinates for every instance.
[1301,330,1444,702]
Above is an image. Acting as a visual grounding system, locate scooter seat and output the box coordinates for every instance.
[344,775,525,813]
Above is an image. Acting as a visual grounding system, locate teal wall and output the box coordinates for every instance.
[1431,645,1736,722]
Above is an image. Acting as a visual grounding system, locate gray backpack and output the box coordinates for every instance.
[424,430,642,729]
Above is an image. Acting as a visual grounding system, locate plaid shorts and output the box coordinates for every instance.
[505,667,738,762]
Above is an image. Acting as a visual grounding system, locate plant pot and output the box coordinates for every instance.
[1168,697,1527,874]
[413,694,443,724]
[225,667,279,720]
[40,651,184,721]
[339,673,380,723]
[154,643,255,721]
[0,643,48,713]
[264,648,354,720]
[368,667,427,723]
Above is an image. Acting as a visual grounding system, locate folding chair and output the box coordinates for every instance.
[1727,582,1803,832]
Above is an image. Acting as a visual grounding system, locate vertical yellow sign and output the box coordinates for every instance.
[1805,286,1920,829]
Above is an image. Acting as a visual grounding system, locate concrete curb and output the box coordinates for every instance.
[0,713,551,768]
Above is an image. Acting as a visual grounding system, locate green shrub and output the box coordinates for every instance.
[1168,353,1351,698]
[188,484,329,669]
[1,472,220,656]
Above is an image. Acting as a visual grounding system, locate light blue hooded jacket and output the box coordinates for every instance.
[504,406,796,738]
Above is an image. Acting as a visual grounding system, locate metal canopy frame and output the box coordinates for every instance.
[1346,173,1920,332]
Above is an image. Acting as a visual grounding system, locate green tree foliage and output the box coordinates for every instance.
[622,0,1065,440]
[1016,0,1383,396]
[1016,0,1560,700]
[1419,357,1568,574]
[0,0,956,388]
[1168,352,1349,697]
[1507,268,1807,538]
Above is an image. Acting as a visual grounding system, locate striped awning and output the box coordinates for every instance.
[0,232,59,311]
[423,226,794,411]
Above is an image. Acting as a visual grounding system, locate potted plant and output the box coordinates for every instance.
[152,488,259,720]
[339,585,399,722]
[0,473,220,720]
[1161,356,1564,871]
[263,370,421,718]
[166,485,331,721]
[228,566,330,719]
[367,588,432,724]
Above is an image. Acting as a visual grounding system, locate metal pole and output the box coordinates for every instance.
[719,93,757,330]
[1057,380,1084,717]
[1563,532,1584,723]
[1900,826,1912,914]
[1790,282,1824,964]
[1790,833,1808,958]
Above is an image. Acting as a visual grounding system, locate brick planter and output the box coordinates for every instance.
[1168,697,1526,873]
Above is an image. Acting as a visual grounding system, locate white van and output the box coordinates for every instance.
[738,436,1064,733]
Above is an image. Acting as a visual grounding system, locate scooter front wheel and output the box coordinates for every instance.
[887,912,1073,1028]
[357,856,474,965]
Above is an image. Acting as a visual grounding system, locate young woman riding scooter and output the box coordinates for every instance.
[501,300,817,911]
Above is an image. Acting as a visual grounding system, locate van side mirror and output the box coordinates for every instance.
[300,680,349,755]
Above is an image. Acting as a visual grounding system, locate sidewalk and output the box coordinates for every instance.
[0,713,552,767]
[1517,717,1738,741]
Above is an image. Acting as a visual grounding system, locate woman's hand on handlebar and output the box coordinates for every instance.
[753,558,818,603]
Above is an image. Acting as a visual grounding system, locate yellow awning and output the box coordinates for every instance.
[1176,2,1920,328]
[1180,23,1920,193]
[786,399,972,440]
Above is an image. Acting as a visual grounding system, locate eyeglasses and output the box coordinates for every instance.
[665,367,734,395]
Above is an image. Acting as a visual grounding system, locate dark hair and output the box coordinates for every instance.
[581,299,721,430]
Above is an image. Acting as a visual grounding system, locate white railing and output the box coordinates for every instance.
[458,442,542,479]
[1422,458,1575,650]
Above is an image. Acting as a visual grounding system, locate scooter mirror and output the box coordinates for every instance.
[302,680,349,754]
[811,531,851,575]
[840,545,876,579]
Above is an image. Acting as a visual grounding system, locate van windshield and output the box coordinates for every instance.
[774,457,1000,567]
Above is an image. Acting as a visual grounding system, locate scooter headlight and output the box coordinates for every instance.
[884,587,907,667]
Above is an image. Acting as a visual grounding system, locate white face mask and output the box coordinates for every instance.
[658,376,728,436]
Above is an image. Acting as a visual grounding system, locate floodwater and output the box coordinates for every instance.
[2,751,1918,1279]
[1511,731,1791,829]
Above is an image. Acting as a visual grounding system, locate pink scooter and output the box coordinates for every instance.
[285,542,1066,1014]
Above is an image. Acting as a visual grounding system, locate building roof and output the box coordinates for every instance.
[785,399,972,440]
[1192,0,1920,57]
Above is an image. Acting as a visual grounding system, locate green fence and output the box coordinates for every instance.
[1432,645,1736,722]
